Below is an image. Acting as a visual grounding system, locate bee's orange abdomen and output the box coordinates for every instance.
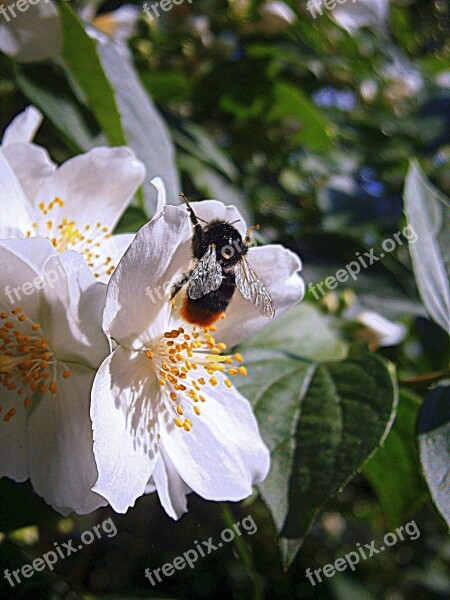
[180,296,222,327]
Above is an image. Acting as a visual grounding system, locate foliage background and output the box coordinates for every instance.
[0,0,449,599]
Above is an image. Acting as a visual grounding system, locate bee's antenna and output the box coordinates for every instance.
[180,192,198,227]
[180,193,209,225]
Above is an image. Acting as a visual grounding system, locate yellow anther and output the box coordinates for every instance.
[224,378,233,388]
[209,377,218,386]
[176,406,184,415]
[234,353,243,362]
[194,406,201,416]
[238,366,248,376]
[174,418,183,428]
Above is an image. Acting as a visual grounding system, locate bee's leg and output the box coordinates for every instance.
[244,224,260,246]
[170,270,193,300]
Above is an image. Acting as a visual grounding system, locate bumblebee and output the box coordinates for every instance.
[171,194,275,327]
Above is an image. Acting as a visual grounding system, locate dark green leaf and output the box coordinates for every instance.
[364,389,428,527]
[237,305,396,567]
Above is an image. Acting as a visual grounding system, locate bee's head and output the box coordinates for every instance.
[203,219,247,266]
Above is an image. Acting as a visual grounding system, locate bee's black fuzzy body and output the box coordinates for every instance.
[182,216,248,326]
[172,195,274,326]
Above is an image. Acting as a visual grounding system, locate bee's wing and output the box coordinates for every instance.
[234,257,275,318]
[188,244,223,300]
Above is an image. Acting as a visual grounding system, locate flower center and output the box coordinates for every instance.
[0,308,70,423]
[145,323,247,432]
[24,198,116,279]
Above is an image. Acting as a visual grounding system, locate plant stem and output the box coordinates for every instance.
[220,503,264,600]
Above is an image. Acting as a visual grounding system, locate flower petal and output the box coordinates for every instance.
[152,444,191,520]
[2,106,43,145]
[214,244,305,348]
[93,233,135,284]
[27,364,107,515]
[91,347,160,512]
[104,205,191,347]
[0,238,56,319]
[2,142,56,202]
[36,250,110,368]
[32,147,145,234]
[0,152,34,237]
[162,377,270,501]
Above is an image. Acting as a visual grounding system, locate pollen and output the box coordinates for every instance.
[144,319,248,432]
[0,309,70,425]
[32,198,115,279]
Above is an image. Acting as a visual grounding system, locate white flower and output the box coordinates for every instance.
[332,0,389,33]
[259,1,296,35]
[355,310,406,347]
[0,0,61,63]
[0,237,109,514]
[91,179,305,518]
[91,4,140,45]
[0,107,146,282]
[382,59,424,101]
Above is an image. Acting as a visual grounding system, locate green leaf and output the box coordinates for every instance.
[238,348,315,533]
[267,82,333,151]
[418,384,450,527]
[59,3,179,215]
[239,303,347,362]
[283,354,397,539]
[403,160,450,334]
[114,206,149,234]
[14,63,103,152]
[237,305,397,567]
[172,122,238,181]
[363,389,428,527]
